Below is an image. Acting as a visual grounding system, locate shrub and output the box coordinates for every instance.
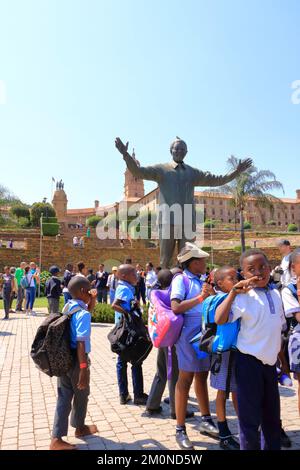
[42,222,59,236]
[266,220,277,226]
[31,203,56,226]
[86,215,103,228]
[39,270,52,296]
[243,221,252,230]
[204,220,215,229]
[288,223,298,232]
[18,217,31,228]
[92,302,148,323]
[10,204,30,221]
[233,245,251,253]
[201,246,212,253]
[44,217,58,223]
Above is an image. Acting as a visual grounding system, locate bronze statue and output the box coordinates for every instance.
[115,137,252,267]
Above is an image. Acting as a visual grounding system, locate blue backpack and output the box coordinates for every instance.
[190,293,240,360]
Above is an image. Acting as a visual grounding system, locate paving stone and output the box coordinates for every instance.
[1,313,299,451]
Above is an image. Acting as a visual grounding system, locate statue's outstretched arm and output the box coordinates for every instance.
[115,137,160,182]
[193,158,252,187]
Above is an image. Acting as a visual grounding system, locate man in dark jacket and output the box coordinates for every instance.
[46,266,62,313]
[95,264,109,303]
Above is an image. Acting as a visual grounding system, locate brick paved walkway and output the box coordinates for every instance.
[0,311,300,450]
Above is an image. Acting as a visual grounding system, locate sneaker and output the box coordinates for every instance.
[120,394,132,405]
[134,393,149,406]
[170,410,195,420]
[31,311,37,316]
[145,406,162,416]
[280,427,292,448]
[176,429,194,450]
[164,397,170,405]
[219,435,240,450]
[199,419,219,439]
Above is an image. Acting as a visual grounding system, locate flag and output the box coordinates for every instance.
[52,177,55,182]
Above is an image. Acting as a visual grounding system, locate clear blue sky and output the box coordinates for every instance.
[1,0,300,208]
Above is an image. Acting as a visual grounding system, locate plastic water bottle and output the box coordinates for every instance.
[279,374,293,387]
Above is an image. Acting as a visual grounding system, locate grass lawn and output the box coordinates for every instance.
[0,296,49,310]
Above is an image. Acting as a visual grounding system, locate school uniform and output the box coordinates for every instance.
[170,269,211,373]
[229,287,286,450]
[282,284,300,374]
[45,276,62,313]
[114,280,144,399]
[52,300,91,438]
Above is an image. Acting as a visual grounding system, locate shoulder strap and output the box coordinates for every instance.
[62,303,83,318]
[287,283,298,301]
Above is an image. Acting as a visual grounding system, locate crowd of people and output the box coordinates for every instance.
[0,261,40,317]
[2,238,300,451]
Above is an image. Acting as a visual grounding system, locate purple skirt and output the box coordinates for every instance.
[176,314,211,372]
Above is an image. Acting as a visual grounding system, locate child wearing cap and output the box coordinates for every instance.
[171,242,216,450]
[215,249,288,450]
[46,266,62,313]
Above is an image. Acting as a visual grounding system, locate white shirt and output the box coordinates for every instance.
[107,274,118,290]
[73,236,78,245]
[229,288,286,366]
[280,254,292,287]
[145,270,157,288]
[281,284,300,319]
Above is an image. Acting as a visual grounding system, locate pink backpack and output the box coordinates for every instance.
[148,274,190,348]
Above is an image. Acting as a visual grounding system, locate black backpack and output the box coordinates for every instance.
[31,306,81,377]
[108,311,152,366]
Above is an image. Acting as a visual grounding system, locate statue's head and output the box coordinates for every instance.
[170,137,188,163]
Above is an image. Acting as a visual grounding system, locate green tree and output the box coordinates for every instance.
[10,204,30,221]
[31,202,56,227]
[0,184,20,206]
[216,156,284,252]
[86,215,103,228]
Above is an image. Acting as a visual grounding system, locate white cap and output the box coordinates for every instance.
[177,242,210,263]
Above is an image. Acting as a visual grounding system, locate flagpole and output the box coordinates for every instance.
[38,213,43,297]
[51,177,55,201]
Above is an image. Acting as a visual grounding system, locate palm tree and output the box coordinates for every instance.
[214,156,284,252]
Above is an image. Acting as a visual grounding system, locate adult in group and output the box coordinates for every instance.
[278,239,293,288]
[146,268,194,420]
[9,267,17,312]
[107,267,118,304]
[1,266,15,319]
[135,264,146,304]
[145,262,157,301]
[62,264,75,304]
[76,261,88,277]
[95,264,109,303]
[87,269,96,284]
[15,261,27,312]
[25,262,40,316]
[171,242,216,450]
